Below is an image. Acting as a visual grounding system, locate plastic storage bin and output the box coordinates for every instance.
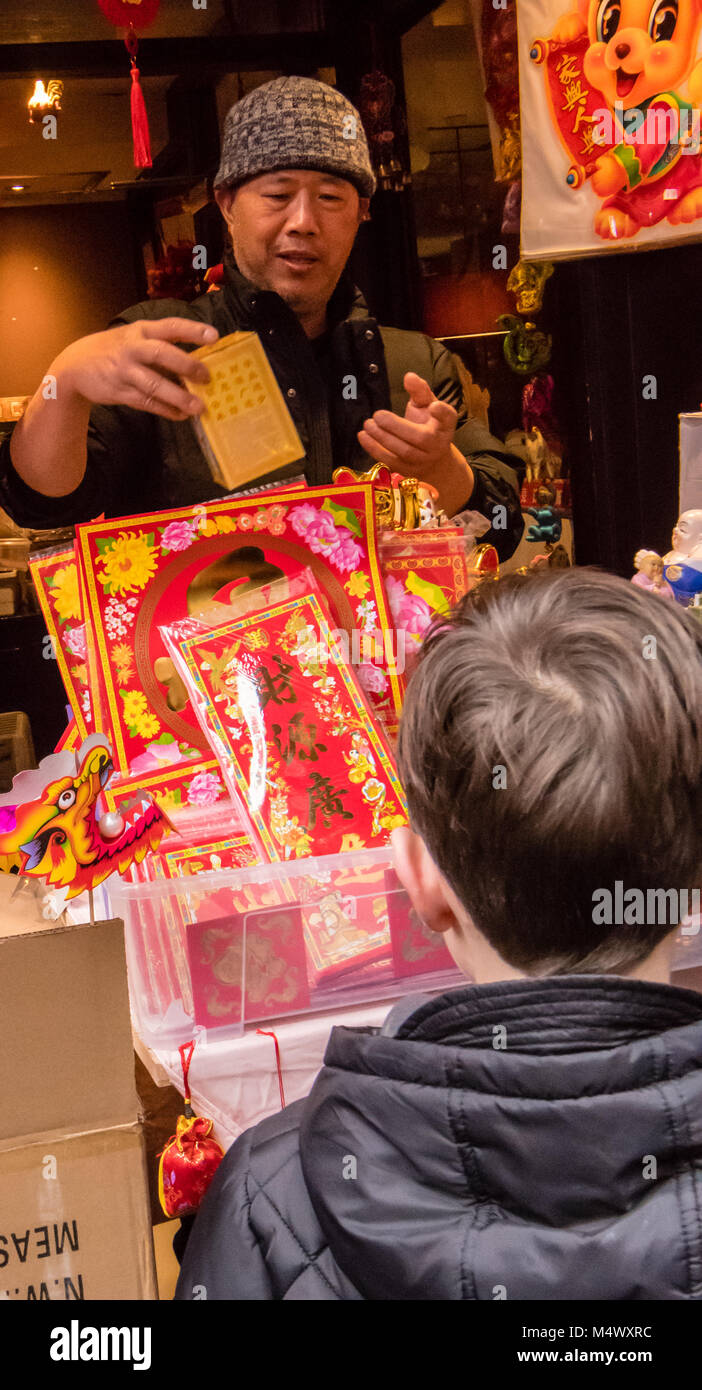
[109,846,462,1050]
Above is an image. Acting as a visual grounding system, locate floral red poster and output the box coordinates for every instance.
[30,548,93,737]
[76,484,402,781]
[173,590,408,863]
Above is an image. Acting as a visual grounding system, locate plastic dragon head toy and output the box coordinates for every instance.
[0,733,168,911]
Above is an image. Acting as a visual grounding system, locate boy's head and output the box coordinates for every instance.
[395,568,702,978]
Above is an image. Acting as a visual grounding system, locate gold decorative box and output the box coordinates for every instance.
[186,331,304,490]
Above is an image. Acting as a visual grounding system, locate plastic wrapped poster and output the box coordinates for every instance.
[163,584,408,864]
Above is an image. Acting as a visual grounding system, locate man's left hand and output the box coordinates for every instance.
[357,371,474,517]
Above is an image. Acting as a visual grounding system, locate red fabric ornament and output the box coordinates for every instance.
[97,1,160,169]
[97,0,160,28]
[158,1041,224,1219]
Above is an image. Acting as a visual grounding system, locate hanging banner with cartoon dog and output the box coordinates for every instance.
[519,0,702,258]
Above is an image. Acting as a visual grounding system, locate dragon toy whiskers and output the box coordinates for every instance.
[0,733,168,904]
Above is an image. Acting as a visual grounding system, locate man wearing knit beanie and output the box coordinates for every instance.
[3,76,523,560]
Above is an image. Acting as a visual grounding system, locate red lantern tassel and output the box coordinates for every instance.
[130,63,152,169]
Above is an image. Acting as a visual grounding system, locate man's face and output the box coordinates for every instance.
[215,169,368,318]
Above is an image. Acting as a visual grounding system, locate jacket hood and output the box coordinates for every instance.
[298,976,702,1300]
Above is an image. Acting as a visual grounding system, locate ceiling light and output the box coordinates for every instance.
[28,79,63,124]
[11,184,25,191]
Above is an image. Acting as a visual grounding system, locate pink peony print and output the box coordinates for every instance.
[161,520,198,553]
[357,663,389,694]
[289,503,363,574]
[129,740,185,775]
[64,624,87,660]
[384,577,433,636]
[238,513,254,531]
[187,770,223,807]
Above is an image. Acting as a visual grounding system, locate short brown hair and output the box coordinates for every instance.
[397,568,702,974]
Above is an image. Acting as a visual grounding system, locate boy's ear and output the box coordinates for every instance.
[391,826,463,935]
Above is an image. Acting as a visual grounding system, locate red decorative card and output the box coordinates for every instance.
[30,548,93,737]
[385,867,456,978]
[104,757,231,823]
[294,857,391,982]
[151,835,260,881]
[189,904,310,1027]
[378,527,470,665]
[173,590,408,862]
[76,484,403,785]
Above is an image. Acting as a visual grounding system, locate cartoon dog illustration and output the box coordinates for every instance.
[549,0,702,238]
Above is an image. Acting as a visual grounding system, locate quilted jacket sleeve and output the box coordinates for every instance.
[174,1124,275,1301]
[174,1101,361,1301]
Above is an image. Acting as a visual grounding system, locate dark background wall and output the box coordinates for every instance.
[0,201,141,396]
[549,239,702,577]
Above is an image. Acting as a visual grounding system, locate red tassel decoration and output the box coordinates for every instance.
[157,1041,224,1218]
[130,64,152,168]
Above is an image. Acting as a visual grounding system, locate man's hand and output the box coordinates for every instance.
[54,317,219,422]
[9,318,220,503]
[357,371,474,517]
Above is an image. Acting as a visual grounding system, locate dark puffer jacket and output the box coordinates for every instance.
[175,975,702,1300]
[0,251,523,559]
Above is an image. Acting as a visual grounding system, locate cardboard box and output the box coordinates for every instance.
[0,877,157,1300]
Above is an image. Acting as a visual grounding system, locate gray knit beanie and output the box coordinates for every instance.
[214,76,376,198]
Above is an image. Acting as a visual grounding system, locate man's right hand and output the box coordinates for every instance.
[53,317,219,421]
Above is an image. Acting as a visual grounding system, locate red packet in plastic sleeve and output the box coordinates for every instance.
[385,867,455,977]
[188,904,310,1027]
[378,527,470,670]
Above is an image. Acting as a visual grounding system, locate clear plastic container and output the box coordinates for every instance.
[109,846,461,1049]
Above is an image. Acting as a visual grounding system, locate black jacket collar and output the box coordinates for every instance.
[221,245,369,334]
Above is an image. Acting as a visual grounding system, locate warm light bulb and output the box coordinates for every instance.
[28,79,49,109]
[11,184,24,191]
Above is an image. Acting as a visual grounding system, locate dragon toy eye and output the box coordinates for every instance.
[57,787,76,810]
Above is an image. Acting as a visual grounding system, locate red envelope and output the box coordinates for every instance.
[189,904,310,1027]
[385,868,456,978]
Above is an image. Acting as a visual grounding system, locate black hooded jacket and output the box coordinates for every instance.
[175,975,702,1301]
[0,253,523,559]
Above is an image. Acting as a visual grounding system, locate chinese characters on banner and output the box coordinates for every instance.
[518,1,702,258]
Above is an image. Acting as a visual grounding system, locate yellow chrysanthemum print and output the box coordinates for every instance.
[122,689,148,726]
[51,563,81,623]
[98,531,159,596]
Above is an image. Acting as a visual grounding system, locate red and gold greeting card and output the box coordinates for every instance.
[384,867,456,978]
[30,548,93,738]
[150,834,260,881]
[296,857,391,982]
[104,756,231,822]
[76,485,403,789]
[189,904,310,1027]
[378,526,470,661]
[173,590,408,863]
